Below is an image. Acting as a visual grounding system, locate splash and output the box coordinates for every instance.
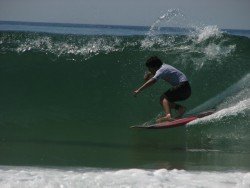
[203,44,236,60]
[147,9,185,36]
[193,25,236,62]
[7,33,122,60]
[188,98,250,125]
[140,10,236,71]
[188,74,250,125]
[195,25,222,43]
[17,36,53,53]
[141,9,186,49]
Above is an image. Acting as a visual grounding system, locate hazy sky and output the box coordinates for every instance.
[0,0,250,30]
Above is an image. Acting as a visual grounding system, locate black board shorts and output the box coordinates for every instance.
[161,81,191,103]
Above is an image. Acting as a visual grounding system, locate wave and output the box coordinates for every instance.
[1,25,250,127]
[0,19,250,168]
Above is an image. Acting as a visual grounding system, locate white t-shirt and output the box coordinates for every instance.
[153,64,188,86]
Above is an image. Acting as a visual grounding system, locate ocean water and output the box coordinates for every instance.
[1,10,250,187]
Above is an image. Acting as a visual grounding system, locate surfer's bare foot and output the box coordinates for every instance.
[156,114,173,123]
[176,106,186,118]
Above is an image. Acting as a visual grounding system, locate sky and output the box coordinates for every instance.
[0,0,250,30]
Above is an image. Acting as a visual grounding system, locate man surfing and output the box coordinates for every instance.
[133,56,191,122]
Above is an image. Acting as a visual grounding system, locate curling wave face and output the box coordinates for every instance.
[0,21,250,169]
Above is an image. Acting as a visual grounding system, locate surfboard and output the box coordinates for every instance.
[130,109,215,129]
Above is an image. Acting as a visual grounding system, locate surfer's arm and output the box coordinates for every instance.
[144,72,154,82]
[134,78,156,96]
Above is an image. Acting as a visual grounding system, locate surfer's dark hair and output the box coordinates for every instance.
[146,56,163,69]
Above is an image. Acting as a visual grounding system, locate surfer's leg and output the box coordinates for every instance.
[157,97,172,122]
[162,98,172,119]
[173,103,186,118]
[165,82,191,118]
[168,103,185,118]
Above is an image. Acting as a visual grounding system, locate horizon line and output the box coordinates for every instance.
[1,20,250,32]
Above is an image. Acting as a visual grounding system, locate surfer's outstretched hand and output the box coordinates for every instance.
[133,89,140,97]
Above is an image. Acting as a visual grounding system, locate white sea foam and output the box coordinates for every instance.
[189,74,250,113]
[188,74,250,126]
[0,166,249,188]
[204,44,236,60]
[17,36,53,53]
[188,98,250,126]
[195,25,222,43]
[16,36,121,60]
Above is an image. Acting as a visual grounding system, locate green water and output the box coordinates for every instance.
[0,30,250,170]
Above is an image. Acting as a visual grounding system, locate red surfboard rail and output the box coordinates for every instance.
[146,116,197,129]
[130,109,215,129]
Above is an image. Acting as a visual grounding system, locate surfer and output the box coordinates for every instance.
[134,56,191,122]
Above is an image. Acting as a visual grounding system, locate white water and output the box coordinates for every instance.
[189,98,250,125]
[0,166,250,188]
[15,36,121,60]
[188,73,250,118]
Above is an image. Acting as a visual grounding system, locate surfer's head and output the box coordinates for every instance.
[146,56,163,71]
